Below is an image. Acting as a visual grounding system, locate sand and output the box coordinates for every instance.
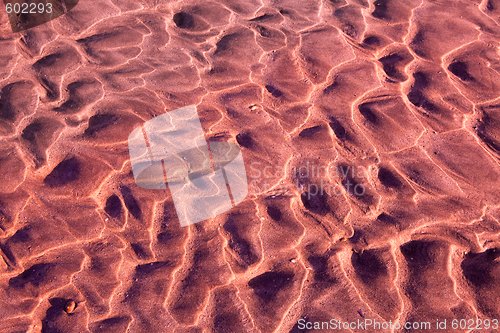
[1,0,500,332]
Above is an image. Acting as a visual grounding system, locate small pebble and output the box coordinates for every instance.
[64,300,76,314]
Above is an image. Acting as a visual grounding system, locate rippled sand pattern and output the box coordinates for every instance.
[1,0,500,332]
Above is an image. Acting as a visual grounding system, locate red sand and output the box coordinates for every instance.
[0,0,500,332]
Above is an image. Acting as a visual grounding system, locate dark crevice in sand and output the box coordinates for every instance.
[248,271,294,303]
[44,157,81,187]
[448,61,475,82]
[104,194,122,218]
[236,132,255,149]
[173,12,196,30]
[119,186,142,220]
[300,192,330,216]
[461,248,500,288]
[351,249,388,284]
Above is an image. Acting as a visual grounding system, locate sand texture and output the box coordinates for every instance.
[1,0,500,332]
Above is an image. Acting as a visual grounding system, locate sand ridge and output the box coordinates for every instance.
[0,0,500,332]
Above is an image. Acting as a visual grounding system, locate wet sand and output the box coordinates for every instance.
[1,0,500,332]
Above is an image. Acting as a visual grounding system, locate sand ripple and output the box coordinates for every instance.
[1,0,500,332]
